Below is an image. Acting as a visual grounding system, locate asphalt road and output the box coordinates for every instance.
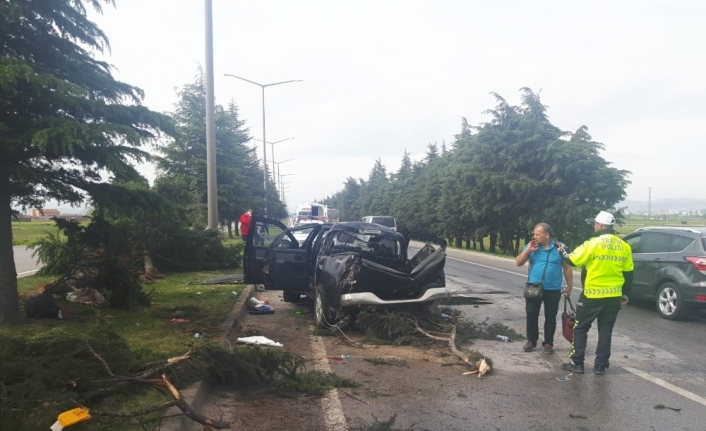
[196,245,706,430]
[13,245,40,277]
[433,246,706,430]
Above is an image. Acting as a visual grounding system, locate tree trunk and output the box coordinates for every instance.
[489,232,497,254]
[143,252,164,280]
[478,236,485,252]
[226,221,233,239]
[454,237,462,248]
[0,167,21,326]
[465,236,470,250]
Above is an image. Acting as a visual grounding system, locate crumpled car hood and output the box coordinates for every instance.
[317,245,446,305]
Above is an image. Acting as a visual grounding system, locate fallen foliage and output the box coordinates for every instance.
[353,309,513,376]
[272,371,360,395]
[351,414,409,431]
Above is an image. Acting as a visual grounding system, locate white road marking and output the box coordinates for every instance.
[446,255,584,291]
[623,366,706,407]
[310,334,348,431]
[17,269,38,277]
[450,250,706,408]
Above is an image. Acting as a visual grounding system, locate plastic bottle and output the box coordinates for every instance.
[496,335,511,342]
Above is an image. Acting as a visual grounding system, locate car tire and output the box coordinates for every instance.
[315,284,336,328]
[282,290,301,303]
[656,282,688,321]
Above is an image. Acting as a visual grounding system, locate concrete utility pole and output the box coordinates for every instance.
[204,0,218,229]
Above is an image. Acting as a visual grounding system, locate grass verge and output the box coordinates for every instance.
[2,269,245,431]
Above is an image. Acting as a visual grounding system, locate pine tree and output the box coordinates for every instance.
[0,0,173,325]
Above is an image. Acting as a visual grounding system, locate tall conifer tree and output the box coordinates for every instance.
[0,0,172,325]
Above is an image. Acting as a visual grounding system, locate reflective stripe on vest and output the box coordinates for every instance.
[570,234,633,299]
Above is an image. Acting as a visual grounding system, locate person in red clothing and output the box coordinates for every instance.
[239,209,252,239]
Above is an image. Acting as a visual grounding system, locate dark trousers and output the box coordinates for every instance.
[569,294,622,368]
[525,289,562,346]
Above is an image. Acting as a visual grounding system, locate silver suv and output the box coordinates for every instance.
[622,226,706,320]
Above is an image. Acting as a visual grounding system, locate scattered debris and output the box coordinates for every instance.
[569,414,588,419]
[272,370,360,395]
[350,415,407,431]
[188,274,245,285]
[362,357,409,368]
[654,404,681,412]
[236,336,283,347]
[51,407,91,431]
[461,358,491,378]
[66,287,105,305]
[324,355,351,361]
[169,318,190,324]
[248,297,274,313]
[340,388,370,405]
[556,373,572,382]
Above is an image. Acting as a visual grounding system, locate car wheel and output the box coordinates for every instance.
[282,290,300,303]
[315,284,335,328]
[656,282,688,321]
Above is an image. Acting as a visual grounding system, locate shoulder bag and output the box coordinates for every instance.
[562,296,577,342]
[523,249,551,299]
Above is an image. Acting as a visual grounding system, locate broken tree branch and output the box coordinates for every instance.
[86,341,115,377]
[339,388,370,405]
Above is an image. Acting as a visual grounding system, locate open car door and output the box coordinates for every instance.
[243,216,287,285]
[266,223,326,292]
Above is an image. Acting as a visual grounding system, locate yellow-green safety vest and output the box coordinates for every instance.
[569,233,634,298]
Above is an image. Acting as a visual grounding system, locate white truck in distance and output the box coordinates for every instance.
[294,202,339,224]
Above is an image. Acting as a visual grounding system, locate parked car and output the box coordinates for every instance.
[360,215,397,232]
[243,217,450,327]
[622,226,706,320]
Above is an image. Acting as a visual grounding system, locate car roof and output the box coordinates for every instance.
[632,226,706,235]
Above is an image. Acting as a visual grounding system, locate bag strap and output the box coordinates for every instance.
[564,296,575,313]
[540,250,551,283]
[526,246,553,283]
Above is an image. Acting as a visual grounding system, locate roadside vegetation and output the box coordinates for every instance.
[2,270,245,430]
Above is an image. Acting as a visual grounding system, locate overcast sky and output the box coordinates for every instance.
[86,0,706,213]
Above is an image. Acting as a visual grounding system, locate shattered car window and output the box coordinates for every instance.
[331,231,401,257]
[369,216,396,228]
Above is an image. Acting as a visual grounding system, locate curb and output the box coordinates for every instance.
[160,284,256,431]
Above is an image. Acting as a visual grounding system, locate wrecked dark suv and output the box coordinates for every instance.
[243,217,450,327]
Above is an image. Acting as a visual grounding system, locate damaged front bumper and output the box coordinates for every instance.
[340,287,452,307]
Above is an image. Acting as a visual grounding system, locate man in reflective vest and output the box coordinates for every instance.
[558,211,634,375]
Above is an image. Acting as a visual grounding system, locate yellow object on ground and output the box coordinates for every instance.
[50,408,91,431]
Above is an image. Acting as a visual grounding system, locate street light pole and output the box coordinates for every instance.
[252,138,293,185]
[273,159,294,200]
[223,74,301,203]
[204,0,218,229]
[279,173,295,202]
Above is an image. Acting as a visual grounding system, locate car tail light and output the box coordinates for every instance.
[684,256,706,270]
[696,295,706,302]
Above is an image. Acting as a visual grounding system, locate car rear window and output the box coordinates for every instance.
[370,217,395,228]
[669,234,694,252]
[640,233,670,253]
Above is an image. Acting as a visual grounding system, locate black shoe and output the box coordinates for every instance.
[594,366,606,375]
[562,363,584,374]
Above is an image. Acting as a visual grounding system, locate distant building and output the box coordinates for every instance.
[29,208,60,220]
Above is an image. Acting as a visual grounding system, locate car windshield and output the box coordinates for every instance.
[369,217,395,228]
[334,231,401,257]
